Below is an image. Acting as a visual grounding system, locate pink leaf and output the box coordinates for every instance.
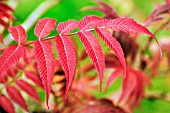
[6,86,28,111]
[77,32,105,91]
[57,20,78,34]
[106,18,162,57]
[0,95,15,113]
[8,26,26,44]
[16,79,40,102]
[55,35,76,98]
[34,18,56,39]
[105,68,123,90]
[0,74,7,83]
[120,69,137,103]
[78,15,101,30]
[25,71,43,88]
[95,28,126,75]
[34,40,55,107]
[0,45,26,76]
[78,16,105,90]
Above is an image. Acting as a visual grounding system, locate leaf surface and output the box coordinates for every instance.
[34,40,55,107]
[6,86,28,111]
[106,18,162,57]
[57,20,78,34]
[0,95,15,113]
[77,32,105,90]
[34,18,56,39]
[8,26,26,44]
[0,45,26,76]
[25,71,43,88]
[16,79,40,102]
[78,16,105,90]
[55,35,76,97]
[95,28,126,74]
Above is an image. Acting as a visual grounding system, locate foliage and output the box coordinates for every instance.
[0,0,170,113]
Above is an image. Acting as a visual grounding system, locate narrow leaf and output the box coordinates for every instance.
[106,18,162,57]
[105,68,123,90]
[77,32,105,90]
[0,45,26,76]
[0,95,15,113]
[57,20,78,34]
[55,35,76,97]
[34,18,56,39]
[95,28,126,74]
[8,26,26,44]
[78,16,105,90]
[6,86,28,111]
[34,40,55,107]
[25,71,43,88]
[16,79,40,102]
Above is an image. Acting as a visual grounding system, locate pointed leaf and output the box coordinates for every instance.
[78,16,105,90]
[6,86,28,111]
[78,15,101,30]
[0,45,26,76]
[57,20,78,34]
[34,18,56,39]
[8,26,26,44]
[0,95,15,113]
[25,71,43,88]
[16,79,40,102]
[95,28,126,74]
[34,40,55,107]
[105,68,123,90]
[55,35,76,97]
[77,32,105,90]
[105,18,162,57]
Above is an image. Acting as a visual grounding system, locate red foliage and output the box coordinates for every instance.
[34,40,55,107]
[0,14,161,112]
[0,1,14,28]
[16,79,40,102]
[0,95,15,113]
[6,86,28,111]
[34,18,56,39]
[8,26,27,44]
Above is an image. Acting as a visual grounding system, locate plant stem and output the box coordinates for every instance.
[0,28,96,52]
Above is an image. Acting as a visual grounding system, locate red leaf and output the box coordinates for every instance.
[8,26,26,44]
[34,40,55,107]
[0,3,14,12]
[55,35,76,98]
[6,86,28,111]
[77,32,105,90]
[0,18,8,28]
[0,74,7,83]
[55,20,77,97]
[0,95,15,113]
[16,79,40,102]
[105,68,123,90]
[106,18,162,57]
[78,15,101,30]
[34,18,56,39]
[145,4,170,26]
[119,69,137,103]
[0,45,26,76]
[25,71,43,88]
[78,16,105,90]
[95,28,126,75]
[57,20,78,34]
